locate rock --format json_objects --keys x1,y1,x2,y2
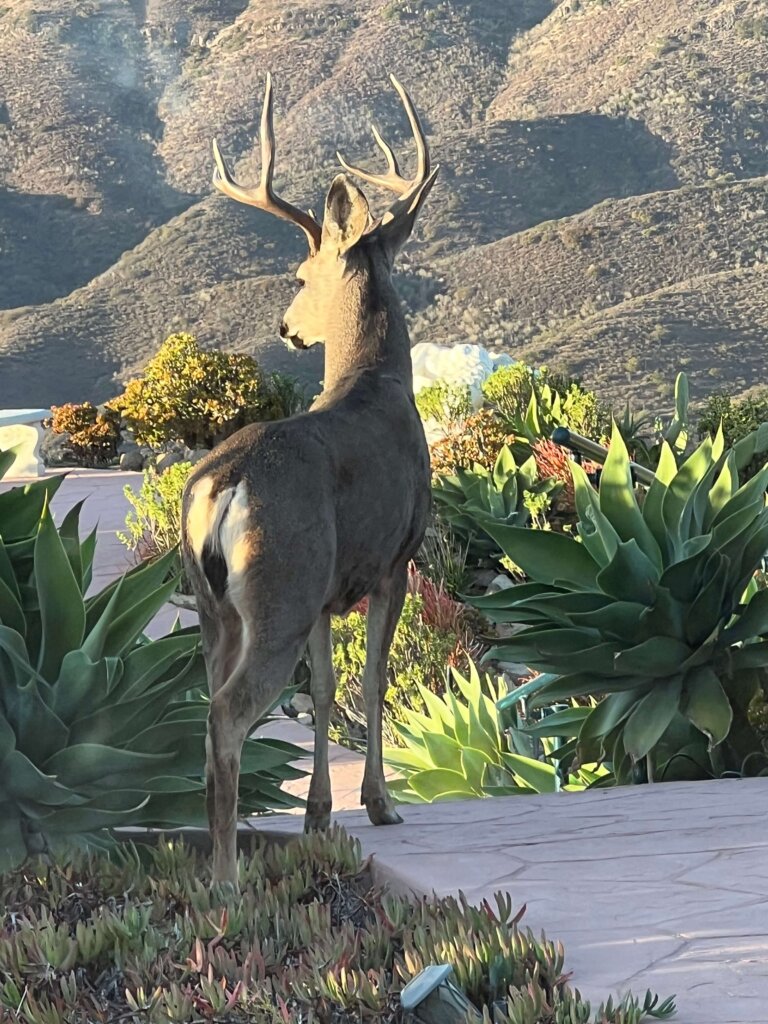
[
  {"x1": 119, "y1": 448, "x2": 145, "y2": 471},
  {"x1": 296, "y1": 713, "x2": 314, "y2": 727},
  {"x1": 41, "y1": 429, "x2": 76, "y2": 467},
  {"x1": 291, "y1": 694, "x2": 314, "y2": 715},
  {"x1": 117, "y1": 437, "x2": 140, "y2": 458},
  {"x1": 186, "y1": 448, "x2": 210, "y2": 466},
  {"x1": 155, "y1": 450, "x2": 187, "y2": 474},
  {"x1": 485, "y1": 574, "x2": 515, "y2": 595},
  {"x1": 496, "y1": 661, "x2": 531, "y2": 680}
]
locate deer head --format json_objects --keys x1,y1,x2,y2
[{"x1": 211, "y1": 74, "x2": 438, "y2": 353}]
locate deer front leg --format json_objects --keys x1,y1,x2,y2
[
  {"x1": 305, "y1": 614, "x2": 336, "y2": 832},
  {"x1": 361, "y1": 564, "x2": 408, "y2": 826}
]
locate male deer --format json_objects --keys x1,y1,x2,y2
[{"x1": 181, "y1": 73, "x2": 438, "y2": 884}]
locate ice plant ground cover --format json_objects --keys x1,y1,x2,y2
[{"x1": 0, "y1": 827, "x2": 675, "y2": 1024}]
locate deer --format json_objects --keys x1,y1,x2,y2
[{"x1": 181, "y1": 72, "x2": 439, "y2": 885}]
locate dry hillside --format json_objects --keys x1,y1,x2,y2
[{"x1": 0, "y1": 0, "x2": 766, "y2": 412}]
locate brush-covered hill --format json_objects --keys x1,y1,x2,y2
[{"x1": 0, "y1": 0, "x2": 766, "y2": 412}]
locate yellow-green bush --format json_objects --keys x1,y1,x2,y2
[
  {"x1": 119, "y1": 461, "x2": 193, "y2": 563},
  {"x1": 110, "y1": 333, "x2": 306, "y2": 448}
]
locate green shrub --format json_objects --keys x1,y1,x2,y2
[
  {"x1": 482, "y1": 364, "x2": 607, "y2": 441},
  {"x1": 432, "y1": 445, "x2": 562, "y2": 565},
  {"x1": 472, "y1": 423, "x2": 768, "y2": 785},
  {"x1": 414, "y1": 380, "x2": 472, "y2": 426},
  {"x1": 385, "y1": 663, "x2": 607, "y2": 803},
  {"x1": 0, "y1": 468, "x2": 303, "y2": 868},
  {"x1": 481, "y1": 363, "x2": 540, "y2": 424},
  {"x1": 47, "y1": 401, "x2": 120, "y2": 465},
  {"x1": 120, "y1": 460, "x2": 193, "y2": 563},
  {"x1": 109, "y1": 333, "x2": 306, "y2": 449},
  {"x1": 0, "y1": 829, "x2": 674, "y2": 1024},
  {"x1": 698, "y1": 388, "x2": 768, "y2": 479},
  {"x1": 331, "y1": 593, "x2": 467, "y2": 743}
]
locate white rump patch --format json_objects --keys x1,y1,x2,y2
[{"x1": 219, "y1": 480, "x2": 252, "y2": 577}]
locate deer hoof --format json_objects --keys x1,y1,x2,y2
[{"x1": 365, "y1": 798, "x2": 403, "y2": 826}]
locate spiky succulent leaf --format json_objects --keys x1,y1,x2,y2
[
  {"x1": 474, "y1": 424, "x2": 768, "y2": 778},
  {"x1": 0, "y1": 495, "x2": 304, "y2": 870}
]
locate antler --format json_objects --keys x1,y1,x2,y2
[
  {"x1": 212, "y1": 72, "x2": 322, "y2": 254},
  {"x1": 336, "y1": 74, "x2": 437, "y2": 227}
]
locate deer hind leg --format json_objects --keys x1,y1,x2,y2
[
  {"x1": 304, "y1": 613, "x2": 337, "y2": 832},
  {"x1": 197, "y1": 601, "x2": 243, "y2": 838},
  {"x1": 361, "y1": 562, "x2": 408, "y2": 826},
  {"x1": 206, "y1": 615, "x2": 308, "y2": 886}
]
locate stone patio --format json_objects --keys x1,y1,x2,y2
[{"x1": 2, "y1": 468, "x2": 767, "y2": 1022}]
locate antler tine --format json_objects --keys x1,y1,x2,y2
[
  {"x1": 211, "y1": 72, "x2": 321, "y2": 254},
  {"x1": 336, "y1": 74, "x2": 430, "y2": 198}
]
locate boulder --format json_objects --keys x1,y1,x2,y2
[{"x1": 119, "y1": 448, "x2": 145, "y2": 472}]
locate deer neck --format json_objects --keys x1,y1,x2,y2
[{"x1": 321, "y1": 263, "x2": 413, "y2": 394}]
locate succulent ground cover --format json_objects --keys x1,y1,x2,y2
[{"x1": 0, "y1": 828, "x2": 674, "y2": 1024}]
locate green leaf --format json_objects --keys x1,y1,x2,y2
[
  {"x1": 529, "y1": 673, "x2": 650, "y2": 707},
  {"x1": 34, "y1": 506, "x2": 86, "y2": 681},
  {"x1": 642, "y1": 440, "x2": 678, "y2": 548},
  {"x1": 502, "y1": 753, "x2": 558, "y2": 793},
  {"x1": 11, "y1": 678, "x2": 70, "y2": 764},
  {"x1": 52, "y1": 651, "x2": 123, "y2": 725},
  {"x1": 494, "y1": 673, "x2": 558, "y2": 712},
  {"x1": 723, "y1": 589, "x2": 768, "y2": 644},
  {"x1": 599, "y1": 423, "x2": 661, "y2": 567},
  {"x1": 58, "y1": 500, "x2": 86, "y2": 590},
  {"x1": 614, "y1": 637, "x2": 691, "y2": 678},
  {"x1": 682, "y1": 667, "x2": 732, "y2": 750},
  {"x1": 623, "y1": 676, "x2": 682, "y2": 761},
  {"x1": 0, "y1": 572, "x2": 25, "y2": 636},
  {"x1": 474, "y1": 522, "x2": 599, "y2": 590},
  {"x1": 596, "y1": 540, "x2": 659, "y2": 603},
  {"x1": 0, "y1": 476, "x2": 63, "y2": 543},
  {"x1": 685, "y1": 555, "x2": 729, "y2": 646},
  {"x1": 5, "y1": 750, "x2": 84, "y2": 806},
  {"x1": 421, "y1": 731, "x2": 465, "y2": 773},
  {"x1": 0, "y1": 447, "x2": 18, "y2": 478},
  {"x1": 83, "y1": 556, "x2": 180, "y2": 661},
  {"x1": 579, "y1": 689, "x2": 644, "y2": 743},
  {"x1": 462, "y1": 747, "x2": 492, "y2": 787},
  {"x1": 80, "y1": 526, "x2": 98, "y2": 593},
  {"x1": 523, "y1": 706, "x2": 591, "y2": 737},
  {"x1": 408, "y1": 769, "x2": 477, "y2": 802},
  {"x1": 44, "y1": 744, "x2": 172, "y2": 787},
  {"x1": 571, "y1": 461, "x2": 620, "y2": 567}
]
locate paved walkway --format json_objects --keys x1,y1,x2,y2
[
  {"x1": 3, "y1": 469, "x2": 767, "y2": 1022},
  {"x1": 257, "y1": 779, "x2": 768, "y2": 1024}
]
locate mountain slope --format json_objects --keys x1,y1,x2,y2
[{"x1": 0, "y1": 0, "x2": 766, "y2": 412}]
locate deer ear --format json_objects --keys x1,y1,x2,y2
[
  {"x1": 376, "y1": 170, "x2": 438, "y2": 262},
  {"x1": 321, "y1": 174, "x2": 372, "y2": 253}
]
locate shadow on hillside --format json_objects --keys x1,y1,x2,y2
[
  {"x1": 422, "y1": 113, "x2": 679, "y2": 255},
  {"x1": 0, "y1": 186, "x2": 193, "y2": 311}
]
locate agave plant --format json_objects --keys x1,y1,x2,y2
[
  {"x1": 471, "y1": 423, "x2": 768, "y2": 784},
  {"x1": 432, "y1": 446, "x2": 561, "y2": 563},
  {"x1": 0, "y1": 462, "x2": 304, "y2": 868},
  {"x1": 384, "y1": 663, "x2": 606, "y2": 803}
]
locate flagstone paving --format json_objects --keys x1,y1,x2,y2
[
  {"x1": 4, "y1": 469, "x2": 767, "y2": 1023},
  {"x1": 256, "y1": 779, "x2": 768, "y2": 1024}
]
